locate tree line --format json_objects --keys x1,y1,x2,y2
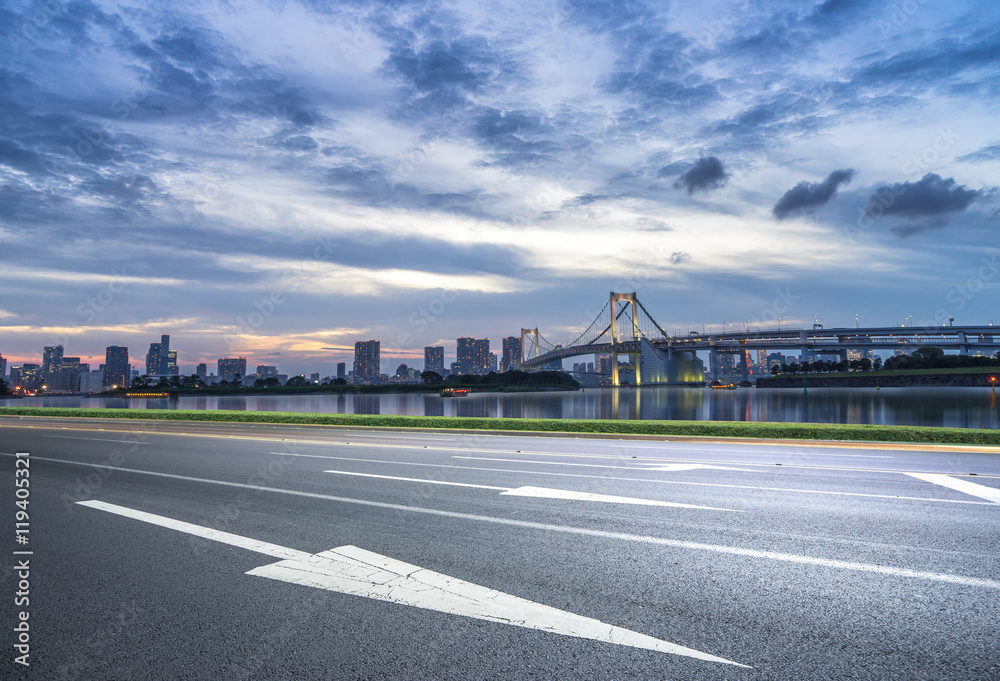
[{"x1": 771, "y1": 347, "x2": 1000, "y2": 375}]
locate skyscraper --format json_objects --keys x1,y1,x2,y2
[
  {"x1": 217, "y1": 357, "x2": 247, "y2": 382},
  {"x1": 42, "y1": 345, "x2": 64, "y2": 383},
  {"x1": 424, "y1": 346, "x2": 445, "y2": 373},
  {"x1": 196, "y1": 363, "x2": 207, "y2": 378},
  {"x1": 145, "y1": 342, "x2": 161, "y2": 375},
  {"x1": 0, "y1": 354, "x2": 6, "y2": 381},
  {"x1": 144, "y1": 335, "x2": 171, "y2": 374},
  {"x1": 457, "y1": 337, "x2": 490, "y2": 375},
  {"x1": 159, "y1": 335, "x2": 170, "y2": 374},
  {"x1": 336, "y1": 362, "x2": 346, "y2": 380},
  {"x1": 501, "y1": 336, "x2": 521, "y2": 371},
  {"x1": 104, "y1": 346, "x2": 129, "y2": 388},
  {"x1": 354, "y1": 340, "x2": 381, "y2": 379}
]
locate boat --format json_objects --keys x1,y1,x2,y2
[
  {"x1": 439, "y1": 388, "x2": 470, "y2": 397},
  {"x1": 709, "y1": 382, "x2": 737, "y2": 390}
]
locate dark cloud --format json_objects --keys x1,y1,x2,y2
[
  {"x1": 380, "y1": 34, "x2": 516, "y2": 120},
  {"x1": 565, "y1": 0, "x2": 718, "y2": 114},
  {"x1": 669, "y1": 252, "x2": 691, "y2": 264},
  {"x1": 957, "y1": 144, "x2": 1000, "y2": 163},
  {"x1": 468, "y1": 107, "x2": 559, "y2": 168},
  {"x1": 868, "y1": 173, "x2": 982, "y2": 218},
  {"x1": 673, "y1": 157, "x2": 728, "y2": 194},
  {"x1": 772, "y1": 169, "x2": 855, "y2": 219},
  {"x1": 889, "y1": 218, "x2": 948, "y2": 238},
  {"x1": 0, "y1": 138, "x2": 46, "y2": 173},
  {"x1": 849, "y1": 30, "x2": 1000, "y2": 97}
]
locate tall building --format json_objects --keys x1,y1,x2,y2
[
  {"x1": 457, "y1": 337, "x2": 490, "y2": 375},
  {"x1": 42, "y1": 345, "x2": 63, "y2": 375},
  {"x1": 159, "y1": 335, "x2": 170, "y2": 374},
  {"x1": 257, "y1": 365, "x2": 278, "y2": 379},
  {"x1": 424, "y1": 346, "x2": 445, "y2": 373},
  {"x1": 501, "y1": 336, "x2": 521, "y2": 371},
  {"x1": 336, "y1": 362, "x2": 346, "y2": 381},
  {"x1": 42, "y1": 345, "x2": 64, "y2": 385},
  {"x1": 595, "y1": 353, "x2": 613, "y2": 375},
  {"x1": 487, "y1": 353, "x2": 497, "y2": 373},
  {"x1": 19, "y1": 364, "x2": 40, "y2": 389},
  {"x1": 145, "y1": 342, "x2": 161, "y2": 375},
  {"x1": 44, "y1": 356, "x2": 82, "y2": 391},
  {"x1": 0, "y1": 354, "x2": 6, "y2": 381},
  {"x1": 217, "y1": 357, "x2": 247, "y2": 382},
  {"x1": 354, "y1": 340, "x2": 381, "y2": 379},
  {"x1": 145, "y1": 335, "x2": 172, "y2": 374},
  {"x1": 104, "y1": 346, "x2": 130, "y2": 388},
  {"x1": 196, "y1": 363, "x2": 207, "y2": 378}
]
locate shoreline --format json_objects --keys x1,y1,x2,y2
[
  {"x1": 1, "y1": 407, "x2": 997, "y2": 445},
  {"x1": 757, "y1": 372, "x2": 998, "y2": 388}
]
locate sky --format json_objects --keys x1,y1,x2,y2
[{"x1": 1, "y1": 0, "x2": 998, "y2": 376}]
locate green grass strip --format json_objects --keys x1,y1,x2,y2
[{"x1": 1, "y1": 407, "x2": 998, "y2": 445}]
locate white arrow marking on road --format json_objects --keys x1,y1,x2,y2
[
  {"x1": 76, "y1": 499, "x2": 747, "y2": 667},
  {"x1": 324, "y1": 470, "x2": 744, "y2": 511},
  {"x1": 905, "y1": 473, "x2": 1000, "y2": 504}
]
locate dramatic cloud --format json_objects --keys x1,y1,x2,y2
[
  {"x1": 0, "y1": 0, "x2": 998, "y2": 373},
  {"x1": 673, "y1": 157, "x2": 728, "y2": 194},
  {"x1": 772, "y1": 169, "x2": 855, "y2": 219},
  {"x1": 868, "y1": 173, "x2": 982, "y2": 218}
]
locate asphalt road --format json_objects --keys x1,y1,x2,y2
[{"x1": 2, "y1": 415, "x2": 999, "y2": 680}]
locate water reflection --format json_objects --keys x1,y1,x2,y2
[
  {"x1": 1, "y1": 387, "x2": 997, "y2": 428},
  {"x1": 355, "y1": 394, "x2": 380, "y2": 415},
  {"x1": 424, "y1": 399, "x2": 444, "y2": 417}
]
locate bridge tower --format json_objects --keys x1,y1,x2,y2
[
  {"x1": 520, "y1": 328, "x2": 540, "y2": 367},
  {"x1": 609, "y1": 292, "x2": 642, "y2": 387}
]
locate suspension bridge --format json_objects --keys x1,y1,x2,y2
[{"x1": 519, "y1": 292, "x2": 1000, "y2": 386}]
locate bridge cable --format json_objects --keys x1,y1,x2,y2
[
  {"x1": 635, "y1": 298, "x2": 670, "y2": 338},
  {"x1": 561, "y1": 298, "x2": 611, "y2": 348}
]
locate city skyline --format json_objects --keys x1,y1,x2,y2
[{"x1": 2, "y1": 1, "x2": 998, "y2": 375}]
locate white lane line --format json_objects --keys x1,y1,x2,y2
[
  {"x1": 639, "y1": 464, "x2": 757, "y2": 472},
  {"x1": 452, "y1": 455, "x2": 899, "y2": 474},
  {"x1": 324, "y1": 470, "x2": 508, "y2": 490},
  {"x1": 298, "y1": 454, "x2": 996, "y2": 504},
  {"x1": 67, "y1": 476, "x2": 1000, "y2": 590},
  {"x1": 323, "y1": 470, "x2": 742, "y2": 511},
  {"x1": 589, "y1": 444, "x2": 897, "y2": 459},
  {"x1": 498, "y1": 486, "x2": 739, "y2": 509},
  {"x1": 76, "y1": 500, "x2": 307, "y2": 560},
  {"x1": 905, "y1": 473, "x2": 1000, "y2": 504},
  {"x1": 77, "y1": 500, "x2": 747, "y2": 666},
  {"x1": 29, "y1": 455, "x2": 999, "y2": 590},
  {"x1": 41, "y1": 435, "x2": 150, "y2": 444}
]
